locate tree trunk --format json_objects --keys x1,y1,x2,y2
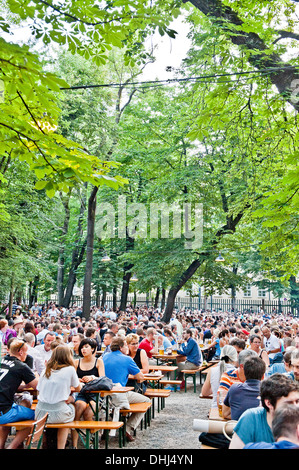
[
  {"x1": 154, "y1": 287, "x2": 160, "y2": 308},
  {"x1": 162, "y1": 259, "x2": 203, "y2": 323},
  {"x1": 119, "y1": 231, "x2": 135, "y2": 311},
  {"x1": 119, "y1": 266, "x2": 133, "y2": 312},
  {"x1": 82, "y1": 186, "x2": 98, "y2": 320},
  {"x1": 8, "y1": 277, "x2": 14, "y2": 318},
  {"x1": 101, "y1": 289, "x2": 107, "y2": 308},
  {"x1": 230, "y1": 264, "x2": 238, "y2": 312},
  {"x1": 57, "y1": 193, "x2": 71, "y2": 305},
  {"x1": 113, "y1": 286, "x2": 117, "y2": 311},
  {"x1": 62, "y1": 186, "x2": 87, "y2": 307},
  {"x1": 161, "y1": 287, "x2": 166, "y2": 310},
  {"x1": 29, "y1": 276, "x2": 39, "y2": 306},
  {"x1": 184, "y1": 0, "x2": 299, "y2": 112}
]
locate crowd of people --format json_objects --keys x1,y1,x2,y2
[{"x1": 0, "y1": 300, "x2": 299, "y2": 449}]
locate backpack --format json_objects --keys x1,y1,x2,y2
[{"x1": 80, "y1": 376, "x2": 114, "y2": 393}]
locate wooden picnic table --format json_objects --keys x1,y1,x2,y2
[
  {"x1": 152, "y1": 352, "x2": 186, "y2": 366},
  {"x1": 148, "y1": 365, "x2": 178, "y2": 379}
]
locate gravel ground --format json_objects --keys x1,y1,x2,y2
[{"x1": 107, "y1": 380, "x2": 211, "y2": 450}]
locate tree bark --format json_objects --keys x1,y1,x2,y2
[
  {"x1": 119, "y1": 265, "x2": 134, "y2": 312},
  {"x1": 113, "y1": 286, "x2": 117, "y2": 311},
  {"x1": 57, "y1": 193, "x2": 71, "y2": 305},
  {"x1": 154, "y1": 287, "x2": 160, "y2": 308},
  {"x1": 184, "y1": 0, "x2": 299, "y2": 111},
  {"x1": 29, "y1": 275, "x2": 39, "y2": 306},
  {"x1": 101, "y1": 289, "x2": 107, "y2": 308},
  {"x1": 119, "y1": 231, "x2": 135, "y2": 311},
  {"x1": 161, "y1": 287, "x2": 166, "y2": 310}
]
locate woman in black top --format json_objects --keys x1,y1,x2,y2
[
  {"x1": 126, "y1": 333, "x2": 149, "y2": 391},
  {"x1": 72, "y1": 338, "x2": 105, "y2": 448}
]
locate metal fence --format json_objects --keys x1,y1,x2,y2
[
  {"x1": 12, "y1": 294, "x2": 298, "y2": 317},
  {"x1": 176, "y1": 297, "x2": 298, "y2": 316}
]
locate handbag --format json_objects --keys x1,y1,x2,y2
[
  {"x1": 80, "y1": 376, "x2": 114, "y2": 393},
  {"x1": 198, "y1": 432, "x2": 230, "y2": 449}
]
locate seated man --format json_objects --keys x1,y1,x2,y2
[
  {"x1": 101, "y1": 331, "x2": 115, "y2": 355},
  {"x1": 217, "y1": 349, "x2": 257, "y2": 402},
  {"x1": 102, "y1": 336, "x2": 151, "y2": 442},
  {"x1": 170, "y1": 329, "x2": 202, "y2": 390},
  {"x1": 34, "y1": 332, "x2": 56, "y2": 372},
  {"x1": 244, "y1": 403, "x2": 299, "y2": 449},
  {"x1": 229, "y1": 374, "x2": 299, "y2": 449},
  {"x1": 266, "y1": 347, "x2": 295, "y2": 379},
  {"x1": 261, "y1": 326, "x2": 281, "y2": 365},
  {"x1": 222, "y1": 355, "x2": 266, "y2": 420},
  {"x1": 0, "y1": 339, "x2": 38, "y2": 449},
  {"x1": 138, "y1": 327, "x2": 161, "y2": 363}
]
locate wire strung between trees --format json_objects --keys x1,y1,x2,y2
[{"x1": 59, "y1": 65, "x2": 299, "y2": 91}]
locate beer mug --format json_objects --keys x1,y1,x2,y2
[
  {"x1": 159, "y1": 348, "x2": 164, "y2": 355},
  {"x1": 218, "y1": 390, "x2": 225, "y2": 417}
]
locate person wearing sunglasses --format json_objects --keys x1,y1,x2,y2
[{"x1": 0, "y1": 338, "x2": 38, "y2": 449}]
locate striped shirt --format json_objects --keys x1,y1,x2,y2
[{"x1": 218, "y1": 367, "x2": 243, "y2": 394}]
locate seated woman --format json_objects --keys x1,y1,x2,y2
[
  {"x1": 72, "y1": 338, "x2": 105, "y2": 448},
  {"x1": 35, "y1": 345, "x2": 82, "y2": 449},
  {"x1": 219, "y1": 329, "x2": 230, "y2": 348},
  {"x1": 248, "y1": 334, "x2": 270, "y2": 368},
  {"x1": 204, "y1": 329, "x2": 222, "y2": 361},
  {"x1": 126, "y1": 333, "x2": 149, "y2": 392},
  {"x1": 163, "y1": 327, "x2": 177, "y2": 346},
  {"x1": 201, "y1": 345, "x2": 238, "y2": 408}
]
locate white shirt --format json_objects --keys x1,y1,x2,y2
[
  {"x1": 34, "y1": 344, "x2": 53, "y2": 369},
  {"x1": 109, "y1": 311, "x2": 117, "y2": 321},
  {"x1": 47, "y1": 308, "x2": 58, "y2": 318},
  {"x1": 36, "y1": 329, "x2": 49, "y2": 344},
  {"x1": 264, "y1": 334, "x2": 281, "y2": 359},
  {"x1": 37, "y1": 366, "x2": 79, "y2": 404},
  {"x1": 27, "y1": 344, "x2": 45, "y2": 376}
]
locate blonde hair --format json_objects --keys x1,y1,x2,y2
[
  {"x1": 44, "y1": 345, "x2": 75, "y2": 379},
  {"x1": 126, "y1": 333, "x2": 139, "y2": 344}
]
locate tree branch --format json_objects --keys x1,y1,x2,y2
[{"x1": 183, "y1": 0, "x2": 299, "y2": 111}]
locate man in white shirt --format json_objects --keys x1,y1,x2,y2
[
  {"x1": 47, "y1": 304, "x2": 59, "y2": 322},
  {"x1": 262, "y1": 327, "x2": 281, "y2": 364},
  {"x1": 35, "y1": 322, "x2": 49, "y2": 344},
  {"x1": 23, "y1": 333, "x2": 45, "y2": 376},
  {"x1": 34, "y1": 332, "x2": 56, "y2": 371}
]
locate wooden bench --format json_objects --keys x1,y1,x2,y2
[
  {"x1": 2, "y1": 419, "x2": 124, "y2": 449},
  {"x1": 144, "y1": 388, "x2": 171, "y2": 418},
  {"x1": 119, "y1": 402, "x2": 152, "y2": 443},
  {"x1": 159, "y1": 379, "x2": 182, "y2": 392},
  {"x1": 47, "y1": 420, "x2": 124, "y2": 449},
  {"x1": 181, "y1": 368, "x2": 202, "y2": 393}
]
